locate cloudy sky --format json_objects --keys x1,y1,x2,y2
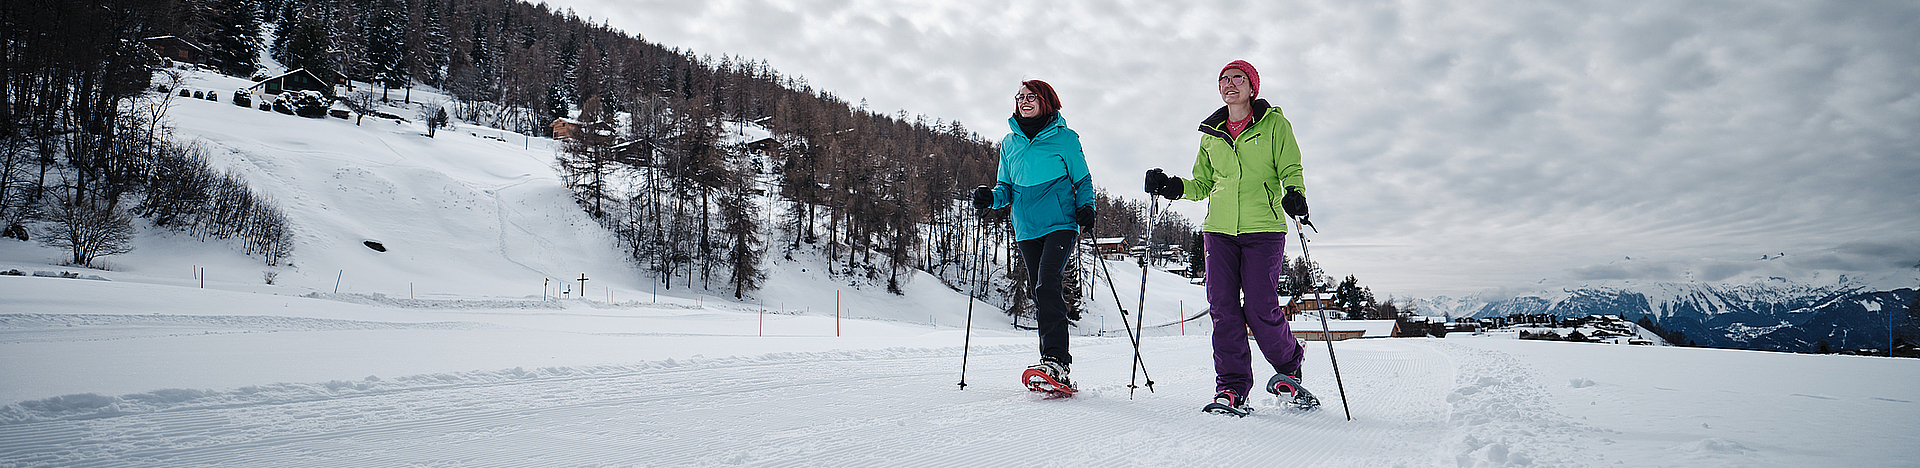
[{"x1": 548, "y1": 0, "x2": 1920, "y2": 298}]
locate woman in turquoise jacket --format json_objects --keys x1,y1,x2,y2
[
  {"x1": 972, "y1": 79, "x2": 1094, "y2": 391},
  {"x1": 1145, "y1": 60, "x2": 1315, "y2": 415}
]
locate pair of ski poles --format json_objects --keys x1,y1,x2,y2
[{"x1": 956, "y1": 195, "x2": 1157, "y2": 397}]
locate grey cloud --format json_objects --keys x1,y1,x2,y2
[
  {"x1": 549, "y1": 0, "x2": 1920, "y2": 297},
  {"x1": 1568, "y1": 260, "x2": 1678, "y2": 281},
  {"x1": 1791, "y1": 239, "x2": 1920, "y2": 271}
]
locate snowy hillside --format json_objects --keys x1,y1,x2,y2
[{"x1": 5, "y1": 276, "x2": 1918, "y2": 466}]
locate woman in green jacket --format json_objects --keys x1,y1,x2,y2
[
  {"x1": 1145, "y1": 60, "x2": 1315, "y2": 414},
  {"x1": 972, "y1": 79, "x2": 1095, "y2": 392}
]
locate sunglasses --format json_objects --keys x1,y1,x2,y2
[{"x1": 1218, "y1": 75, "x2": 1249, "y2": 87}]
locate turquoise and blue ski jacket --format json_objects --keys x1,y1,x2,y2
[{"x1": 991, "y1": 113, "x2": 1095, "y2": 242}]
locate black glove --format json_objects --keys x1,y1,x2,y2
[
  {"x1": 1144, "y1": 168, "x2": 1184, "y2": 200},
  {"x1": 971, "y1": 185, "x2": 994, "y2": 212},
  {"x1": 1281, "y1": 186, "x2": 1308, "y2": 218},
  {"x1": 1075, "y1": 205, "x2": 1096, "y2": 228}
]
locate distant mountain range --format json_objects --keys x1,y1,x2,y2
[{"x1": 1416, "y1": 273, "x2": 1919, "y2": 354}]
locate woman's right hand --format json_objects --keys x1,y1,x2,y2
[{"x1": 1145, "y1": 169, "x2": 1183, "y2": 200}]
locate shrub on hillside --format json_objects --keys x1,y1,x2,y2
[{"x1": 274, "y1": 91, "x2": 329, "y2": 118}]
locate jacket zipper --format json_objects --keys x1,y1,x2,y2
[
  {"x1": 1234, "y1": 128, "x2": 1281, "y2": 221},
  {"x1": 1263, "y1": 183, "x2": 1280, "y2": 219}
]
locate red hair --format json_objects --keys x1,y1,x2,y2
[{"x1": 1021, "y1": 79, "x2": 1063, "y2": 113}]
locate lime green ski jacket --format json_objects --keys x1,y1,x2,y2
[{"x1": 1178, "y1": 99, "x2": 1306, "y2": 235}]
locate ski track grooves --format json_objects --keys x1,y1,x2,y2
[{"x1": 0, "y1": 338, "x2": 1471, "y2": 466}]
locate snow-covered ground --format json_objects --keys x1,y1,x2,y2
[
  {"x1": 3, "y1": 70, "x2": 1918, "y2": 466},
  {"x1": 5, "y1": 274, "x2": 1917, "y2": 466}
]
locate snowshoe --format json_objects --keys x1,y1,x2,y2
[
  {"x1": 1023, "y1": 359, "x2": 1077, "y2": 395},
  {"x1": 1202, "y1": 390, "x2": 1252, "y2": 417},
  {"x1": 1266, "y1": 372, "x2": 1321, "y2": 410}
]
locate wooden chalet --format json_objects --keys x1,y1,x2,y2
[
  {"x1": 611, "y1": 138, "x2": 660, "y2": 166},
  {"x1": 1089, "y1": 237, "x2": 1128, "y2": 259},
  {"x1": 551, "y1": 118, "x2": 614, "y2": 142},
  {"x1": 1283, "y1": 294, "x2": 1341, "y2": 321},
  {"x1": 141, "y1": 36, "x2": 206, "y2": 65},
  {"x1": 1290, "y1": 319, "x2": 1400, "y2": 342},
  {"x1": 745, "y1": 137, "x2": 778, "y2": 153},
  {"x1": 243, "y1": 68, "x2": 334, "y2": 97}
]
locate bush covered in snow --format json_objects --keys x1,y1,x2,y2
[{"x1": 273, "y1": 91, "x2": 330, "y2": 118}]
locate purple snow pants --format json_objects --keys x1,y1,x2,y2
[{"x1": 1205, "y1": 231, "x2": 1303, "y2": 397}]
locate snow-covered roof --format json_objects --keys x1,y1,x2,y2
[
  {"x1": 242, "y1": 68, "x2": 329, "y2": 93},
  {"x1": 1292, "y1": 319, "x2": 1399, "y2": 337},
  {"x1": 720, "y1": 120, "x2": 775, "y2": 147},
  {"x1": 141, "y1": 36, "x2": 206, "y2": 52}
]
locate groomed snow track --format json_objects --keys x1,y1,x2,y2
[{"x1": 2, "y1": 337, "x2": 1483, "y2": 466}]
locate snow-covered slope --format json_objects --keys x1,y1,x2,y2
[
  {"x1": 136, "y1": 70, "x2": 643, "y2": 299},
  {"x1": 4, "y1": 278, "x2": 1917, "y2": 466}
]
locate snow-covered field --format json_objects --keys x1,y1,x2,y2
[
  {"x1": 5, "y1": 274, "x2": 1917, "y2": 466},
  {"x1": 3, "y1": 70, "x2": 1918, "y2": 466}
]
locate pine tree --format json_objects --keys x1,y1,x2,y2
[
  {"x1": 272, "y1": 14, "x2": 332, "y2": 79},
  {"x1": 465, "y1": 12, "x2": 496, "y2": 99},
  {"x1": 719, "y1": 175, "x2": 764, "y2": 299},
  {"x1": 270, "y1": 0, "x2": 299, "y2": 28},
  {"x1": 545, "y1": 85, "x2": 571, "y2": 127},
  {"x1": 363, "y1": 0, "x2": 408, "y2": 100},
  {"x1": 556, "y1": 33, "x2": 580, "y2": 105},
  {"x1": 1334, "y1": 275, "x2": 1372, "y2": 319},
  {"x1": 418, "y1": 0, "x2": 450, "y2": 87},
  {"x1": 1280, "y1": 256, "x2": 1322, "y2": 297},
  {"x1": 205, "y1": 0, "x2": 264, "y2": 77},
  {"x1": 1187, "y1": 231, "x2": 1204, "y2": 278}
]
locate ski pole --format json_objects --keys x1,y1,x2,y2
[
  {"x1": 1091, "y1": 234, "x2": 1159, "y2": 382},
  {"x1": 1293, "y1": 215, "x2": 1351, "y2": 420},
  {"x1": 1100, "y1": 245, "x2": 1158, "y2": 396},
  {"x1": 1126, "y1": 196, "x2": 1161, "y2": 396},
  {"x1": 959, "y1": 207, "x2": 984, "y2": 390}
]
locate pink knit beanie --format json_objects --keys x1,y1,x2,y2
[{"x1": 1221, "y1": 60, "x2": 1260, "y2": 98}]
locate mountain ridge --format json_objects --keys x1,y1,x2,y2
[{"x1": 1417, "y1": 271, "x2": 1920, "y2": 353}]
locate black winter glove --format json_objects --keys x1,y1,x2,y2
[
  {"x1": 1144, "y1": 168, "x2": 1184, "y2": 200},
  {"x1": 971, "y1": 185, "x2": 994, "y2": 213},
  {"x1": 1281, "y1": 186, "x2": 1308, "y2": 219},
  {"x1": 1075, "y1": 205, "x2": 1096, "y2": 228}
]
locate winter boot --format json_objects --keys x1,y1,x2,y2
[
  {"x1": 1203, "y1": 390, "x2": 1252, "y2": 417},
  {"x1": 1267, "y1": 372, "x2": 1321, "y2": 410},
  {"x1": 1023, "y1": 357, "x2": 1076, "y2": 393}
]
